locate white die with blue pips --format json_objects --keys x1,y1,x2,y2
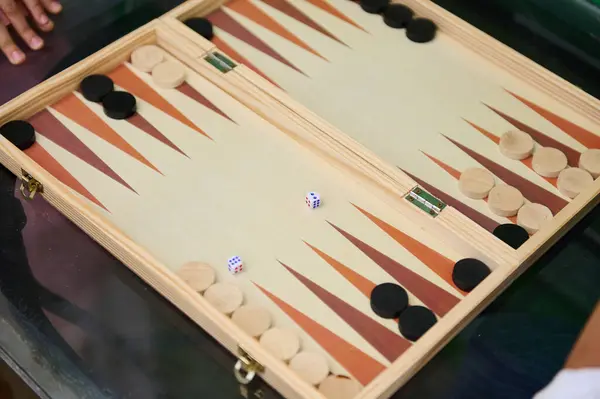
[
  {"x1": 228, "y1": 256, "x2": 243, "y2": 274},
  {"x1": 305, "y1": 192, "x2": 321, "y2": 209}
]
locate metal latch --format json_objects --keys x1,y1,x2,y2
[
  {"x1": 20, "y1": 169, "x2": 43, "y2": 200},
  {"x1": 405, "y1": 186, "x2": 446, "y2": 217},
  {"x1": 234, "y1": 346, "x2": 264, "y2": 385},
  {"x1": 204, "y1": 52, "x2": 237, "y2": 73}
]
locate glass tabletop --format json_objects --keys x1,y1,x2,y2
[{"x1": 0, "y1": 1, "x2": 599, "y2": 398}]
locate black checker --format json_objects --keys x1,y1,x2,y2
[
  {"x1": 398, "y1": 305, "x2": 437, "y2": 341},
  {"x1": 0, "y1": 120, "x2": 36, "y2": 150},
  {"x1": 359, "y1": 0, "x2": 390, "y2": 14},
  {"x1": 406, "y1": 18, "x2": 437, "y2": 43},
  {"x1": 493, "y1": 223, "x2": 530, "y2": 249},
  {"x1": 370, "y1": 282, "x2": 409, "y2": 319},
  {"x1": 452, "y1": 258, "x2": 491, "y2": 292},
  {"x1": 80, "y1": 74, "x2": 114, "y2": 103},
  {"x1": 185, "y1": 18, "x2": 214, "y2": 40},
  {"x1": 383, "y1": 4, "x2": 414, "y2": 29},
  {"x1": 102, "y1": 91, "x2": 137, "y2": 120}
]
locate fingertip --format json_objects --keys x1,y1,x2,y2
[
  {"x1": 39, "y1": 20, "x2": 54, "y2": 32},
  {"x1": 30, "y1": 36, "x2": 43, "y2": 50},
  {"x1": 39, "y1": 13, "x2": 49, "y2": 25},
  {"x1": 49, "y1": 2, "x2": 62, "y2": 14},
  {"x1": 9, "y1": 49, "x2": 25, "y2": 64}
]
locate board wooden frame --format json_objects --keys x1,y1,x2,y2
[
  {"x1": 159, "y1": 1, "x2": 600, "y2": 397},
  {"x1": 0, "y1": 17, "x2": 515, "y2": 399},
  {"x1": 0, "y1": 3, "x2": 597, "y2": 398}
]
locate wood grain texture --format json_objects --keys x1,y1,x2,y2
[{"x1": 3, "y1": 1, "x2": 600, "y2": 398}]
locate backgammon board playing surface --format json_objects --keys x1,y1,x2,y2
[
  {"x1": 18, "y1": 50, "x2": 472, "y2": 389},
  {"x1": 1, "y1": 3, "x2": 600, "y2": 399},
  {"x1": 169, "y1": 0, "x2": 600, "y2": 242}
]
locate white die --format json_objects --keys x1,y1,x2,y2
[
  {"x1": 228, "y1": 256, "x2": 243, "y2": 274},
  {"x1": 305, "y1": 192, "x2": 321, "y2": 209}
]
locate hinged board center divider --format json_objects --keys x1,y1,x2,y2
[{"x1": 0, "y1": 1, "x2": 599, "y2": 397}]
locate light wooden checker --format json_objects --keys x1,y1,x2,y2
[
  {"x1": 177, "y1": 261, "x2": 216, "y2": 292},
  {"x1": 1, "y1": 2, "x2": 600, "y2": 397},
  {"x1": 131, "y1": 44, "x2": 166, "y2": 72},
  {"x1": 319, "y1": 375, "x2": 363, "y2": 399},
  {"x1": 557, "y1": 168, "x2": 594, "y2": 199},
  {"x1": 517, "y1": 203, "x2": 553, "y2": 235},
  {"x1": 204, "y1": 282, "x2": 244, "y2": 314},
  {"x1": 579, "y1": 149, "x2": 600, "y2": 179},
  {"x1": 152, "y1": 60, "x2": 187, "y2": 89},
  {"x1": 532, "y1": 147, "x2": 568, "y2": 178},
  {"x1": 499, "y1": 130, "x2": 534, "y2": 160},
  {"x1": 289, "y1": 351, "x2": 330, "y2": 385},
  {"x1": 458, "y1": 167, "x2": 495, "y2": 199},
  {"x1": 260, "y1": 328, "x2": 301, "y2": 362},
  {"x1": 232, "y1": 304, "x2": 272, "y2": 337},
  {"x1": 487, "y1": 185, "x2": 524, "y2": 217}
]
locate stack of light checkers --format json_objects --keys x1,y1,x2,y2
[
  {"x1": 458, "y1": 129, "x2": 597, "y2": 243},
  {"x1": 176, "y1": 261, "x2": 361, "y2": 396},
  {"x1": 131, "y1": 45, "x2": 187, "y2": 89}
]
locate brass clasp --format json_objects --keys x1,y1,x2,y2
[
  {"x1": 20, "y1": 169, "x2": 43, "y2": 200},
  {"x1": 234, "y1": 347, "x2": 264, "y2": 386}
]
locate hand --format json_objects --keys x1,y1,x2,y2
[{"x1": 0, "y1": 0, "x2": 62, "y2": 65}]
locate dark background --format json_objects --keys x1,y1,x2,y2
[{"x1": 0, "y1": 0, "x2": 599, "y2": 398}]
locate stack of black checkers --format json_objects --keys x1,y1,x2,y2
[
  {"x1": 358, "y1": 0, "x2": 437, "y2": 43},
  {"x1": 80, "y1": 74, "x2": 137, "y2": 120},
  {"x1": 370, "y1": 282, "x2": 438, "y2": 341}
]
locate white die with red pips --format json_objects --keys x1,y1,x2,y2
[
  {"x1": 228, "y1": 256, "x2": 243, "y2": 274},
  {"x1": 305, "y1": 192, "x2": 321, "y2": 209}
]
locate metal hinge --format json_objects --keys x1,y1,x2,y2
[
  {"x1": 234, "y1": 347, "x2": 265, "y2": 386},
  {"x1": 204, "y1": 52, "x2": 237, "y2": 73},
  {"x1": 405, "y1": 186, "x2": 446, "y2": 217},
  {"x1": 20, "y1": 169, "x2": 43, "y2": 200}
]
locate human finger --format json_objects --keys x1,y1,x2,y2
[
  {"x1": 21, "y1": 0, "x2": 53, "y2": 32},
  {"x1": 0, "y1": 23, "x2": 25, "y2": 64},
  {"x1": 0, "y1": 10, "x2": 9, "y2": 26},
  {"x1": 2, "y1": 0, "x2": 44, "y2": 50},
  {"x1": 40, "y1": 0, "x2": 61, "y2": 14}
]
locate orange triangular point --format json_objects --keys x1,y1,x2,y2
[
  {"x1": 227, "y1": 0, "x2": 326, "y2": 61},
  {"x1": 507, "y1": 90, "x2": 600, "y2": 150},
  {"x1": 52, "y1": 94, "x2": 160, "y2": 173},
  {"x1": 25, "y1": 143, "x2": 107, "y2": 211},
  {"x1": 304, "y1": 241, "x2": 375, "y2": 298},
  {"x1": 255, "y1": 283, "x2": 386, "y2": 385},
  {"x1": 464, "y1": 119, "x2": 500, "y2": 144},
  {"x1": 353, "y1": 205, "x2": 465, "y2": 294},
  {"x1": 422, "y1": 151, "x2": 461, "y2": 180},
  {"x1": 306, "y1": 0, "x2": 366, "y2": 32},
  {"x1": 109, "y1": 65, "x2": 210, "y2": 139}
]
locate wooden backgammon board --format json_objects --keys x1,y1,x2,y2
[{"x1": 1, "y1": 1, "x2": 600, "y2": 398}]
